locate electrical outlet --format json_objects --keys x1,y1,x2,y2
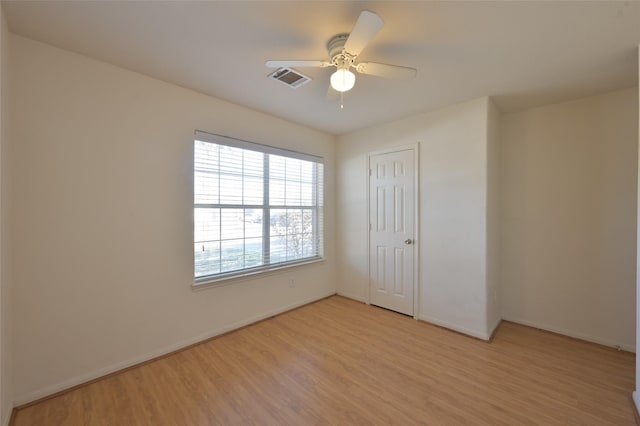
[{"x1": 289, "y1": 278, "x2": 295, "y2": 288}]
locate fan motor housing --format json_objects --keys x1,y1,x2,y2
[{"x1": 327, "y1": 34, "x2": 349, "y2": 61}]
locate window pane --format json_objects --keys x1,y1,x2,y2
[
  {"x1": 285, "y1": 181, "x2": 301, "y2": 206},
  {"x1": 244, "y1": 209, "x2": 263, "y2": 238},
  {"x1": 221, "y1": 209, "x2": 244, "y2": 240},
  {"x1": 194, "y1": 141, "x2": 220, "y2": 204},
  {"x1": 219, "y1": 146, "x2": 243, "y2": 174},
  {"x1": 300, "y1": 182, "x2": 313, "y2": 206},
  {"x1": 300, "y1": 161, "x2": 314, "y2": 182},
  {"x1": 220, "y1": 239, "x2": 244, "y2": 273},
  {"x1": 270, "y1": 236, "x2": 286, "y2": 264},
  {"x1": 270, "y1": 209, "x2": 287, "y2": 237},
  {"x1": 302, "y1": 209, "x2": 315, "y2": 257},
  {"x1": 286, "y1": 209, "x2": 304, "y2": 260},
  {"x1": 245, "y1": 237, "x2": 263, "y2": 268},
  {"x1": 194, "y1": 134, "x2": 323, "y2": 281},
  {"x1": 244, "y1": 175, "x2": 263, "y2": 205},
  {"x1": 269, "y1": 155, "x2": 285, "y2": 179},
  {"x1": 194, "y1": 170, "x2": 219, "y2": 204},
  {"x1": 286, "y1": 158, "x2": 301, "y2": 181},
  {"x1": 287, "y1": 209, "x2": 304, "y2": 237},
  {"x1": 194, "y1": 241, "x2": 220, "y2": 277},
  {"x1": 194, "y1": 208, "x2": 220, "y2": 243},
  {"x1": 194, "y1": 140, "x2": 219, "y2": 170},
  {"x1": 317, "y1": 163, "x2": 324, "y2": 206},
  {"x1": 269, "y1": 178, "x2": 285, "y2": 206},
  {"x1": 269, "y1": 208, "x2": 308, "y2": 262},
  {"x1": 244, "y1": 150, "x2": 264, "y2": 177},
  {"x1": 220, "y1": 173, "x2": 243, "y2": 205}
]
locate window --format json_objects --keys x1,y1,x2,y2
[{"x1": 193, "y1": 131, "x2": 324, "y2": 283}]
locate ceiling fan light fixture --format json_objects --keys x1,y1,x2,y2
[
  {"x1": 330, "y1": 68, "x2": 355, "y2": 92},
  {"x1": 265, "y1": 10, "x2": 417, "y2": 98}
]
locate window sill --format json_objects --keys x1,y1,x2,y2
[{"x1": 191, "y1": 257, "x2": 326, "y2": 291}]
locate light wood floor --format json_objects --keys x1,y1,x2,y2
[{"x1": 12, "y1": 296, "x2": 636, "y2": 425}]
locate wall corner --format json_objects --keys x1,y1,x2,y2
[
  {"x1": 485, "y1": 97, "x2": 502, "y2": 335},
  {"x1": 635, "y1": 44, "x2": 640, "y2": 403},
  {"x1": 0, "y1": 3, "x2": 12, "y2": 424}
]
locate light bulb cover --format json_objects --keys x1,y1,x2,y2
[{"x1": 330, "y1": 68, "x2": 356, "y2": 92}]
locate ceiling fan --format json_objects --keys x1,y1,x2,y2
[{"x1": 265, "y1": 10, "x2": 417, "y2": 94}]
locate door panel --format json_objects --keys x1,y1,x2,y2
[{"x1": 369, "y1": 149, "x2": 415, "y2": 316}]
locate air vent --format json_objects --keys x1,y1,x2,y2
[{"x1": 268, "y1": 68, "x2": 312, "y2": 89}]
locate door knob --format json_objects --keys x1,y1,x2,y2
[{"x1": 404, "y1": 239, "x2": 413, "y2": 245}]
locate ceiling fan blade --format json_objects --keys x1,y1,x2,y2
[
  {"x1": 355, "y1": 62, "x2": 417, "y2": 79},
  {"x1": 344, "y1": 10, "x2": 384, "y2": 56},
  {"x1": 265, "y1": 60, "x2": 330, "y2": 68}
]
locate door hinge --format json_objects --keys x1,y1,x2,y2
[{"x1": 369, "y1": 168, "x2": 372, "y2": 177}]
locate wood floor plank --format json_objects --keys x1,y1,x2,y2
[{"x1": 12, "y1": 296, "x2": 636, "y2": 425}]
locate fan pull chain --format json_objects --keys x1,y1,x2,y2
[{"x1": 340, "y1": 91, "x2": 344, "y2": 109}]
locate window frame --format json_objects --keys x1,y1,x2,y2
[{"x1": 193, "y1": 130, "x2": 325, "y2": 287}]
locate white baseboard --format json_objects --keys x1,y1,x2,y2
[
  {"x1": 633, "y1": 391, "x2": 640, "y2": 417},
  {"x1": 502, "y1": 315, "x2": 635, "y2": 353},
  {"x1": 14, "y1": 291, "x2": 336, "y2": 406},
  {"x1": 419, "y1": 314, "x2": 492, "y2": 341},
  {"x1": 336, "y1": 290, "x2": 366, "y2": 303}
]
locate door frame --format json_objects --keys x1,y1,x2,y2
[{"x1": 366, "y1": 143, "x2": 420, "y2": 319}]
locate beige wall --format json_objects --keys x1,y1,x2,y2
[
  {"x1": 9, "y1": 35, "x2": 337, "y2": 404},
  {"x1": 501, "y1": 87, "x2": 638, "y2": 351},
  {"x1": 0, "y1": 4, "x2": 11, "y2": 425},
  {"x1": 337, "y1": 97, "x2": 499, "y2": 340}
]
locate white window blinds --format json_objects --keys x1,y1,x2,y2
[{"x1": 194, "y1": 131, "x2": 324, "y2": 282}]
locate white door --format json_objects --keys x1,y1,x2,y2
[{"x1": 369, "y1": 148, "x2": 416, "y2": 316}]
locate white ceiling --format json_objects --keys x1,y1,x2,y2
[{"x1": 3, "y1": 1, "x2": 640, "y2": 135}]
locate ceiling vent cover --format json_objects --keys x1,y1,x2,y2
[{"x1": 268, "y1": 68, "x2": 311, "y2": 89}]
